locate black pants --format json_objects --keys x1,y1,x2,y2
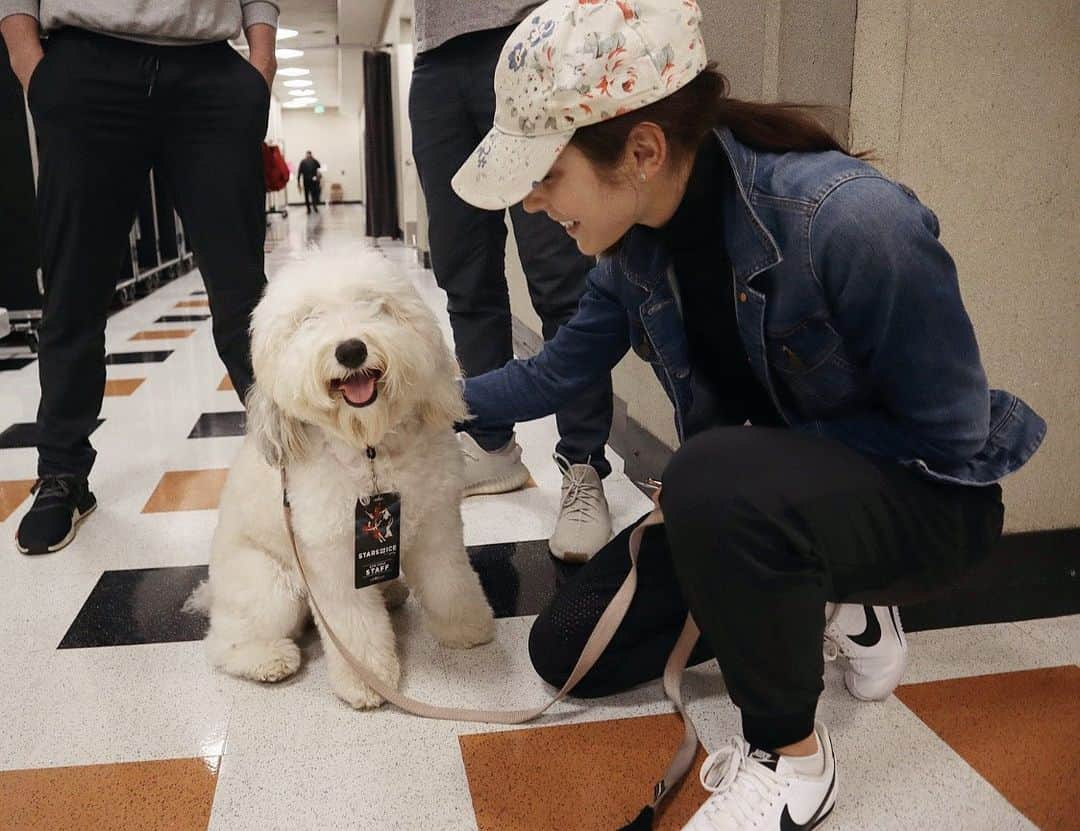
[
  {"x1": 529, "y1": 427, "x2": 1004, "y2": 750},
  {"x1": 302, "y1": 178, "x2": 320, "y2": 212},
  {"x1": 29, "y1": 28, "x2": 269, "y2": 478},
  {"x1": 409, "y1": 28, "x2": 613, "y2": 476}
]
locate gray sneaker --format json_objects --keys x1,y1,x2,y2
[
  {"x1": 549, "y1": 454, "x2": 612, "y2": 563},
  {"x1": 458, "y1": 432, "x2": 531, "y2": 497}
]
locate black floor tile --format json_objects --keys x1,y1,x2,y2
[
  {"x1": 53, "y1": 525, "x2": 1080, "y2": 651},
  {"x1": 59, "y1": 565, "x2": 210, "y2": 648},
  {"x1": 58, "y1": 541, "x2": 568, "y2": 649},
  {"x1": 902, "y1": 528, "x2": 1080, "y2": 631},
  {"x1": 188, "y1": 411, "x2": 246, "y2": 439},
  {"x1": 191, "y1": 290, "x2": 207, "y2": 295},
  {"x1": 0, "y1": 357, "x2": 35, "y2": 371},
  {"x1": 469, "y1": 539, "x2": 580, "y2": 618},
  {"x1": 0, "y1": 419, "x2": 103, "y2": 449},
  {"x1": 155, "y1": 314, "x2": 211, "y2": 323},
  {"x1": 105, "y1": 350, "x2": 173, "y2": 365}
]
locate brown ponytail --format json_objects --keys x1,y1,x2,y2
[{"x1": 569, "y1": 64, "x2": 871, "y2": 173}]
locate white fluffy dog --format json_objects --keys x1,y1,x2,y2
[{"x1": 193, "y1": 256, "x2": 495, "y2": 708}]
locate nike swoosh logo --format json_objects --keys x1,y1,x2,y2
[
  {"x1": 849, "y1": 604, "x2": 881, "y2": 648},
  {"x1": 779, "y1": 768, "x2": 837, "y2": 830}
]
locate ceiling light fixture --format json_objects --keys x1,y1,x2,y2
[
  {"x1": 283, "y1": 79, "x2": 313, "y2": 88},
  {"x1": 288, "y1": 89, "x2": 318, "y2": 96},
  {"x1": 277, "y1": 67, "x2": 310, "y2": 77},
  {"x1": 275, "y1": 48, "x2": 304, "y2": 60},
  {"x1": 276, "y1": 27, "x2": 298, "y2": 41}
]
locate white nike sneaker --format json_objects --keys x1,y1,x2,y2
[
  {"x1": 683, "y1": 722, "x2": 837, "y2": 831},
  {"x1": 458, "y1": 432, "x2": 531, "y2": 497},
  {"x1": 548, "y1": 454, "x2": 611, "y2": 563},
  {"x1": 823, "y1": 604, "x2": 908, "y2": 701}
]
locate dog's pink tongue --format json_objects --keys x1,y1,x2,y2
[{"x1": 342, "y1": 374, "x2": 376, "y2": 405}]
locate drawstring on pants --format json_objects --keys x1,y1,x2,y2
[{"x1": 145, "y1": 56, "x2": 161, "y2": 97}]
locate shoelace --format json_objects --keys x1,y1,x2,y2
[
  {"x1": 698, "y1": 736, "x2": 788, "y2": 827},
  {"x1": 821, "y1": 603, "x2": 847, "y2": 663},
  {"x1": 31, "y1": 476, "x2": 76, "y2": 503},
  {"x1": 559, "y1": 463, "x2": 604, "y2": 523}
]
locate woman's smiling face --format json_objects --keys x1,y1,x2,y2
[{"x1": 521, "y1": 143, "x2": 639, "y2": 257}]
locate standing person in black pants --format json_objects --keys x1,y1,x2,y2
[
  {"x1": 297, "y1": 149, "x2": 321, "y2": 213},
  {"x1": 1, "y1": 0, "x2": 279, "y2": 555},
  {"x1": 452, "y1": 1, "x2": 1045, "y2": 828},
  {"x1": 410, "y1": 1, "x2": 616, "y2": 564}
]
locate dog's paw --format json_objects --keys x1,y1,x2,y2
[
  {"x1": 381, "y1": 579, "x2": 410, "y2": 611},
  {"x1": 428, "y1": 605, "x2": 496, "y2": 649},
  {"x1": 222, "y1": 638, "x2": 302, "y2": 683},
  {"x1": 329, "y1": 654, "x2": 401, "y2": 710}
]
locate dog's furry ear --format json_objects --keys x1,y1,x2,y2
[
  {"x1": 245, "y1": 383, "x2": 308, "y2": 467},
  {"x1": 418, "y1": 351, "x2": 470, "y2": 433}
]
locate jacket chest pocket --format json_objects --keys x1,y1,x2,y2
[
  {"x1": 766, "y1": 318, "x2": 864, "y2": 418},
  {"x1": 629, "y1": 317, "x2": 659, "y2": 363}
]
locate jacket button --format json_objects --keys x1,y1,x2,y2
[
  {"x1": 675, "y1": 368, "x2": 690, "y2": 379},
  {"x1": 738, "y1": 292, "x2": 748, "y2": 303}
]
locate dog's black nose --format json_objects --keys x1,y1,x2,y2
[{"x1": 335, "y1": 338, "x2": 368, "y2": 369}]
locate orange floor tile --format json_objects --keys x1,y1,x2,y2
[
  {"x1": 130, "y1": 329, "x2": 195, "y2": 341},
  {"x1": 0, "y1": 756, "x2": 219, "y2": 831},
  {"x1": 896, "y1": 664, "x2": 1080, "y2": 830},
  {"x1": 459, "y1": 713, "x2": 709, "y2": 831},
  {"x1": 0, "y1": 479, "x2": 36, "y2": 522},
  {"x1": 142, "y1": 469, "x2": 230, "y2": 513},
  {"x1": 174, "y1": 300, "x2": 210, "y2": 309},
  {"x1": 217, "y1": 375, "x2": 234, "y2": 392},
  {"x1": 104, "y1": 378, "x2": 146, "y2": 397}
]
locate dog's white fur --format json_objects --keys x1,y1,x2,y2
[{"x1": 193, "y1": 256, "x2": 495, "y2": 708}]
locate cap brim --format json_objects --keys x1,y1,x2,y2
[{"x1": 451, "y1": 127, "x2": 570, "y2": 210}]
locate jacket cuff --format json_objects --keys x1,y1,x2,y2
[
  {"x1": 241, "y1": 1, "x2": 279, "y2": 30},
  {"x1": 0, "y1": 1, "x2": 41, "y2": 24}
]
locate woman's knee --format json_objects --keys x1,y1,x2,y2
[{"x1": 528, "y1": 606, "x2": 575, "y2": 689}]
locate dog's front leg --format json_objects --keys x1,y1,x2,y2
[
  {"x1": 311, "y1": 585, "x2": 401, "y2": 709},
  {"x1": 405, "y1": 511, "x2": 495, "y2": 649}
]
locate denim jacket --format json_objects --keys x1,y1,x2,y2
[{"x1": 464, "y1": 128, "x2": 1046, "y2": 486}]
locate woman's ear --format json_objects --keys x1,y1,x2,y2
[
  {"x1": 245, "y1": 383, "x2": 308, "y2": 467},
  {"x1": 627, "y1": 121, "x2": 668, "y2": 179}
]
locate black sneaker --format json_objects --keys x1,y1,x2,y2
[{"x1": 15, "y1": 476, "x2": 97, "y2": 555}]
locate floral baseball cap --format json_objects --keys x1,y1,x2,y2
[{"x1": 451, "y1": 0, "x2": 708, "y2": 210}]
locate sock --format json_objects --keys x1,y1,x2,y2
[{"x1": 782, "y1": 734, "x2": 825, "y2": 777}]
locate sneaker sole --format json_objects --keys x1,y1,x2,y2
[
  {"x1": 461, "y1": 467, "x2": 531, "y2": 498},
  {"x1": 16, "y1": 501, "x2": 97, "y2": 556},
  {"x1": 810, "y1": 801, "x2": 836, "y2": 829}
]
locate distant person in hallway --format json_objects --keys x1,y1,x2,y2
[
  {"x1": 451, "y1": 2, "x2": 1046, "y2": 829},
  {"x1": 2, "y1": 0, "x2": 279, "y2": 555},
  {"x1": 410, "y1": 0, "x2": 616, "y2": 564},
  {"x1": 298, "y1": 149, "x2": 321, "y2": 213}
]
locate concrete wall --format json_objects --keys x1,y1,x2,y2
[
  {"x1": 851, "y1": 0, "x2": 1079, "y2": 531},
  {"x1": 497, "y1": 1, "x2": 1080, "y2": 532}
]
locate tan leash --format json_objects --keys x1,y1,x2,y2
[{"x1": 281, "y1": 468, "x2": 701, "y2": 825}]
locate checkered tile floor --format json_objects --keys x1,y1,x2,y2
[{"x1": 1, "y1": 206, "x2": 1076, "y2": 830}]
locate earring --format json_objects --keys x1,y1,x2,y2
[{"x1": 639, "y1": 172, "x2": 647, "y2": 182}]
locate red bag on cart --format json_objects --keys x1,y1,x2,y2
[{"x1": 262, "y1": 143, "x2": 290, "y2": 192}]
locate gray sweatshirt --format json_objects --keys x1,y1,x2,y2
[
  {"x1": 0, "y1": 1, "x2": 279, "y2": 45},
  {"x1": 414, "y1": 0, "x2": 540, "y2": 54}
]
